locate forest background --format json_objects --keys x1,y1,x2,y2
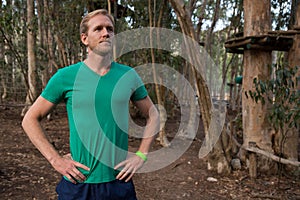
[{"x1": 0, "y1": 0, "x2": 299, "y2": 199}]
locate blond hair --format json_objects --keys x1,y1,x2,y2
[{"x1": 80, "y1": 9, "x2": 115, "y2": 35}]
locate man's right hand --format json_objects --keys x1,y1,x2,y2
[{"x1": 50, "y1": 154, "x2": 90, "y2": 184}]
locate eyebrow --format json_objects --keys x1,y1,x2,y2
[{"x1": 93, "y1": 25, "x2": 114, "y2": 31}]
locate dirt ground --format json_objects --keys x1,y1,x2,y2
[{"x1": 0, "y1": 105, "x2": 299, "y2": 200}]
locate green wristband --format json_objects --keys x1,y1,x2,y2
[{"x1": 135, "y1": 151, "x2": 147, "y2": 162}]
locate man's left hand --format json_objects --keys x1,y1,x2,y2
[{"x1": 114, "y1": 155, "x2": 145, "y2": 182}]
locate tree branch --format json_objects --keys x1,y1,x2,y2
[{"x1": 244, "y1": 146, "x2": 300, "y2": 167}]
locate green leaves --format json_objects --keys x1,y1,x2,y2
[{"x1": 246, "y1": 65, "x2": 299, "y2": 132}]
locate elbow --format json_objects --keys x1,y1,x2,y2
[
  {"x1": 153, "y1": 108, "x2": 160, "y2": 124},
  {"x1": 21, "y1": 110, "x2": 39, "y2": 132},
  {"x1": 21, "y1": 112, "x2": 30, "y2": 131},
  {"x1": 150, "y1": 106, "x2": 160, "y2": 128}
]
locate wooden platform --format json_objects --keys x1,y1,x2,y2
[{"x1": 225, "y1": 30, "x2": 300, "y2": 54}]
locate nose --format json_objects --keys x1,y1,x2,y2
[{"x1": 101, "y1": 27, "x2": 110, "y2": 38}]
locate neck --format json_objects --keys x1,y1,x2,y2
[{"x1": 84, "y1": 52, "x2": 112, "y2": 76}]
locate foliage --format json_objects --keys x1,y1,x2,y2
[
  {"x1": 0, "y1": 0, "x2": 296, "y2": 104},
  {"x1": 246, "y1": 65, "x2": 300, "y2": 132},
  {"x1": 0, "y1": 1, "x2": 27, "y2": 67},
  {"x1": 271, "y1": 0, "x2": 292, "y2": 30}
]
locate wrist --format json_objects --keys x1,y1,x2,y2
[
  {"x1": 135, "y1": 150, "x2": 148, "y2": 162},
  {"x1": 48, "y1": 154, "x2": 61, "y2": 166}
]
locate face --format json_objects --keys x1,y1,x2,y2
[{"x1": 81, "y1": 14, "x2": 114, "y2": 56}]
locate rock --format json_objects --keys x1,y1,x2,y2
[
  {"x1": 231, "y1": 158, "x2": 241, "y2": 170},
  {"x1": 207, "y1": 177, "x2": 218, "y2": 182}
]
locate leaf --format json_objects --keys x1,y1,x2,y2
[
  {"x1": 288, "y1": 121, "x2": 293, "y2": 128},
  {"x1": 253, "y1": 77, "x2": 258, "y2": 84},
  {"x1": 248, "y1": 91, "x2": 253, "y2": 99},
  {"x1": 255, "y1": 96, "x2": 259, "y2": 103},
  {"x1": 260, "y1": 82, "x2": 266, "y2": 94}
]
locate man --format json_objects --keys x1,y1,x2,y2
[{"x1": 22, "y1": 9, "x2": 159, "y2": 200}]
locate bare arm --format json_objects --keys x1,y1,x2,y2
[
  {"x1": 133, "y1": 96, "x2": 159, "y2": 154},
  {"x1": 115, "y1": 96, "x2": 159, "y2": 181},
  {"x1": 22, "y1": 96, "x2": 89, "y2": 183}
]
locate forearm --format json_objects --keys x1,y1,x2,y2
[
  {"x1": 116, "y1": 97, "x2": 159, "y2": 181},
  {"x1": 137, "y1": 106, "x2": 160, "y2": 154},
  {"x1": 21, "y1": 96, "x2": 89, "y2": 183},
  {"x1": 22, "y1": 115, "x2": 61, "y2": 165}
]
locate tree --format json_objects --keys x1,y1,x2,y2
[
  {"x1": 22, "y1": 0, "x2": 37, "y2": 116},
  {"x1": 247, "y1": 65, "x2": 300, "y2": 173},
  {"x1": 27, "y1": 0, "x2": 37, "y2": 101},
  {"x1": 168, "y1": 0, "x2": 231, "y2": 174},
  {"x1": 242, "y1": 0, "x2": 277, "y2": 175},
  {"x1": 284, "y1": 0, "x2": 300, "y2": 173},
  {"x1": 1, "y1": 0, "x2": 297, "y2": 176},
  {"x1": 148, "y1": 0, "x2": 171, "y2": 147}
]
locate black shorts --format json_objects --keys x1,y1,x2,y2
[{"x1": 56, "y1": 177, "x2": 137, "y2": 200}]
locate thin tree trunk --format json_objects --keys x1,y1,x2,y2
[
  {"x1": 178, "y1": 65, "x2": 198, "y2": 139},
  {"x1": 148, "y1": 0, "x2": 170, "y2": 147},
  {"x1": 107, "y1": 0, "x2": 111, "y2": 14},
  {"x1": 27, "y1": 0, "x2": 37, "y2": 101},
  {"x1": 0, "y1": 39, "x2": 7, "y2": 101},
  {"x1": 43, "y1": 0, "x2": 58, "y2": 86},
  {"x1": 195, "y1": 0, "x2": 207, "y2": 42},
  {"x1": 168, "y1": 0, "x2": 211, "y2": 135},
  {"x1": 36, "y1": 0, "x2": 44, "y2": 47},
  {"x1": 0, "y1": 9, "x2": 6, "y2": 101},
  {"x1": 220, "y1": 29, "x2": 235, "y2": 100},
  {"x1": 55, "y1": 34, "x2": 68, "y2": 67},
  {"x1": 22, "y1": 0, "x2": 37, "y2": 116},
  {"x1": 206, "y1": 0, "x2": 221, "y2": 95},
  {"x1": 113, "y1": 0, "x2": 117, "y2": 20},
  {"x1": 169, "y1": 0, "x2": 230, "y2": 174}
]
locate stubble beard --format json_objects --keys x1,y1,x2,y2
[{"x1": 91, "y1": 41, "x2": 113, "y2": 56}]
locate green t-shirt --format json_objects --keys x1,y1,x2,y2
[{"x1": 41, "y1": 62, "x2": 148, "y2": 183}]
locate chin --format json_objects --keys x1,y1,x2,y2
[{"x1": 92, "y1": 47, "x2": 112, "y2": 56}]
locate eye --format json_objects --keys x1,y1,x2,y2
[
  {"x1": 94, "y1": 26, "x2": 103, "y2": 32},
  {"x1": 106, "y1": 26, "x2": 114, "y2": 32}
]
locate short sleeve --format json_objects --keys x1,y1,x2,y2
[
  {"x1": 130, "y1": 69, "x2": 148, "y2": 102},
  {"x1": 41, "y1": 70, "x2": 65, "y2": 104}
]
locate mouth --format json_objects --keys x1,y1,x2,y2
[{"x1": 100, "y1": 40, "x2": 111, "y2": 44}]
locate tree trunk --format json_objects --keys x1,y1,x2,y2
[
  {"x1": 0, "y1": 0, "x2": 2, "y2": 102},
  {"x1": 285, "y1": 0, "x2": 300, "y2": 174},
  {"x1": 0, "y1": 0, "x2": 6, "y2": 101},
  {"x1": 0, "y1": 39, "x2": 6, "y2": 101},
  {"x1": 169, "y1": 0, "x2": 230, "y2": 174},
  {"x1": 178, "y1": 65, "x2": 199, "y2": 140},
  {"x1": 27, "y1": 0, "x2": 37, "y2": 101},
  {"x1": 43, "y1": 0, "x2": 58, "y2": 88},
  {"x1": 55, "y1": 34, "x2": 68, "y2": 67},
  {"x1": 168, "y1": 0, "x2": 211, "y2": 136},
  {"x1": 36, "y1": 0, "x2": 44, "y2": 47},
  {"x1": 22, "y1": 0, "x2": 37, "y2": 116},
  {"x1": 206, "y1": 0, "x2": 221, "y2": 96},
  {"x1": 107, "y1": 0, "x2": 111, "y2": 14},
  {"x1": 148, "y1": 0, "x2": 170, "y2": 147},
  {"x1": 242, "y1": 0, "x2": 274, "y2": 175}
]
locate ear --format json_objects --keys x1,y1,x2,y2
[{"x1": 81, "y1": 33, "x2": 88, "y2": 46}]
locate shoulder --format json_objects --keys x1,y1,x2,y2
[
  {"x1": 57, "y1": 62, "x2": 82, "y2": 74},
  {"x1": 112, "y1": 62, "x2": 134, "y2": 72},
  {"x1": 52, "y1": 62, "x2": 83, "y2": 81},
  {"x1": 112, "y1": 62, "x2": 140, "y2": 78}
]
